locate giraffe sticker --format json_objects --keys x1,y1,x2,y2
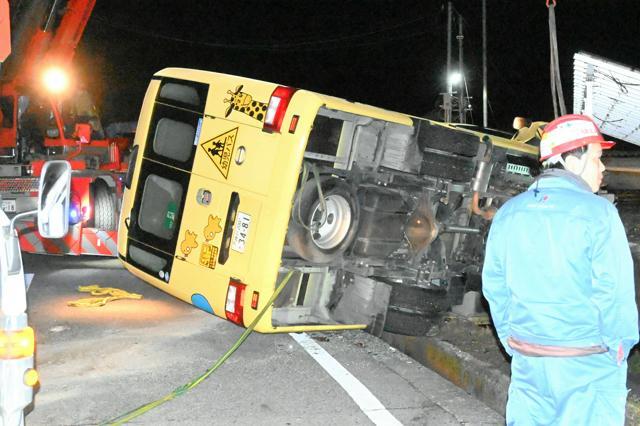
[
  {"x1": 180, "y1": 230, "x2": 198, "y2": 257},
  {"x1": 203, "y1": 215, "x2": 223, "y2": 241},
  {"x1": 224, "y1": 85, "x2": 268, "y2": 122},
  {"x1": 201, "y1": 127, "x2": 237, "y2": 179}
]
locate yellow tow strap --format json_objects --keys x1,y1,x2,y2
[
  {"x1": 67, "y1": 285, "x2": 143, "y2": 308},
  {"x1": 103, "y1": 270, "x2": 294, "y2": 425}
]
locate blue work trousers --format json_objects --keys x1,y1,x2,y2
[{"x1": 507, "y1": 352, "x2": 628, "y2": 425}]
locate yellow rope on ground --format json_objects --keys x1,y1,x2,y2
[
  {"x1": 67, "y1": 285, "x2": 143, "y2": 307},
  {"x1": 103, "y1": 270, "x2": 294, "y2": 425}
]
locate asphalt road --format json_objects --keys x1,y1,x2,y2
[{"x1": 22, "y1": 254, "x2": 503, "y2": 425}]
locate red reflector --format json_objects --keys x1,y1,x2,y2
[
  {"x1": 225, "y1": 279, "x2": 247, "y2": 326},
  {"x1": 289, "y1": 115, "x2": 300, "y2": 134},
  {"x1": 251, "y1": 291, "x2": 259, "y2": 310},
  {"x1": 263, "y1": 86, "x2": 297, "y2": 133}
]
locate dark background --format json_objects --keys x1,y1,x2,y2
[{"x1": 76, "y1": 0, "x2": 640, "y2": 135}]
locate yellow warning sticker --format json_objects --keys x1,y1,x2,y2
[
  {"x1": 199, "y1": 243, "x2": 219, "y2": 269},
  {"x1": 200, "y1": 127, "x2": 237, "y2": 179}
]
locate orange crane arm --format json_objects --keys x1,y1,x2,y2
[
  {"x1": 43, "y1": 0, "x2": 95, "y2": 67},
  {"x1": 8, "y1": 0, "x2": 96, "y2": 86}
]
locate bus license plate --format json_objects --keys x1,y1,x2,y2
[
  {"x1": 231, "y1": 212, "x2": 251, "y2": 253},
  {"x1": 1, "y1": 199, "x2": 16, "y2": 213}
]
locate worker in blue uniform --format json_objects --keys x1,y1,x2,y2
[{"x1": 482, "y1": 114, "x2": 639, "y2": 425}]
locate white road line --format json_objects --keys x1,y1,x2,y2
[{"x1": 290, "y1": 332, "x2": 403, "y2": 426}]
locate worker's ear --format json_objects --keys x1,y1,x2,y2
[{"x1": 564, "y1": 152, "x2": 587, "y2": 175}]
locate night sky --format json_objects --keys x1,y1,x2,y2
[{"x1": 76, "y1": 0, "x2": 640, "y2": 139}]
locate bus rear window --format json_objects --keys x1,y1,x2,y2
[
  {"x1": 128, "y1": 244, "x2": 168, "y2": 273},
  {"x1": 159, "y1": 82, "x2": 201, "y2": 107},
  {"x1": 138, "y1": 174, "x2": 183, "y2": 240},
  {"x1": 157, "y1": 79, "x2": 208, "y2": 113},
  {"x1": 144, "y1": 78, "x2": 209, "y2": 167},
  {"x1": 153, "y1": 117, "x2": 197, "y2": 162}
]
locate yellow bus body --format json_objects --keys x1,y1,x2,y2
[{"x1": 118, "y1": 68, "x2": 539, "y2": 334}]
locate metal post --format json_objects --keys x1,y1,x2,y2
[
  {"x1": 457, "y1": 14, "x2": 465, "y2": 123},
  {"x1": 482, "y1": 0, "x2": 488, "y2": 128},
  {"x1": 445, "y1": 1, "x2": 453, "y2": 122}
]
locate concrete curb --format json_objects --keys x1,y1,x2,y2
[{"x1": 380, "y1": 332, "x2": 640, "y2": 424}]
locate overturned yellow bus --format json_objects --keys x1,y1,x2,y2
[{"x1": 117, "y1": 68, "x2": 539, "y2": 335}]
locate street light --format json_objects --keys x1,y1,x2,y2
[{"x1": 448, "y1": 72, "x2": 462, "y2": 86}]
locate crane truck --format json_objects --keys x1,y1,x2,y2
[{"x1": 0, "y1": 0, "x2": 131, "y2": 257}]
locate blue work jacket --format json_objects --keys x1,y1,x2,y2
[{"x1": 482, "y1": 169, "x2": 639, "y2": 362}]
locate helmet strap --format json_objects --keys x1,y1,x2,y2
[{"x1": 544, "y1": 154, "x2": 567, "y2": 169}]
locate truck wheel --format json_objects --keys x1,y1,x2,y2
[
  {"x1": 287, "y1": 177, "x2": 359, "y2": 263},
  {"x1": 93, "y1": 180, "x2": 116, "y2": 230}
]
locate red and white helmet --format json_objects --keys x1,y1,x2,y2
[{"x1": 539, "y1": 114, "x2": 615, "y2": 162}]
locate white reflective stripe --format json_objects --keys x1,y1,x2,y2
[
  {"x1": 16, "y1": 223, "x2": 45, "y2": 250},
  {"x1": 96, "y1": 230, "x2": 118, "y2": 254},
  {"x1": 290, "y1": 332, "x2": 403, "y2": 426},
  {"x1": 25, "y1": 273, "x2": 34, "y2": 292}
]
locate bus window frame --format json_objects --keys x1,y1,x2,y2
[
  {"x1": 143, "y1": 77, "x2": 210, "y2": 171},
  {"x1": 127, "y1": 160, "x2": 191, "y2": 256}
]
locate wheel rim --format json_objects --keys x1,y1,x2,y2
[{"x1": 309, "y1": 194, "x2": 352, "y2": 250}]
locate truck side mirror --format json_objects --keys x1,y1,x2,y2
[{"x1": 37, "y1": 160, "x2": 71, "y2": 238}]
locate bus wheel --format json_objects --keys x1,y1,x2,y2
[
  {"x1": 287, "y1": 177, "x2": 359, "y2": 263},
  {"x1": 93, "y1": 180, "x2": 116, "y2": 230},
  {"x1": 383, "y1": 283, "x2": 448, "y2": 336}
]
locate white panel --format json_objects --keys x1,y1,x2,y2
[{"x1": 573, "y1": 52, "x2": 640, "y2": 146}]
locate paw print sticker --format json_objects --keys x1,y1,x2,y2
[
  {"x1": 204, "y1": 215, "x2": 222, "y2": 241},
  {"x1": 180, "y1": 230, "x2": 198, "y2": 257}
]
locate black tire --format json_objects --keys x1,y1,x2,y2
[
  {"x1": 287, "y1": 177, "x2": 359, "y2": 263},
  {"x1": 384, "y1": 282, "x2": 449, "y2": 336},
  {"x1": 93, "y1": 180, "x2": 116, "y2": 230},
  {"x1": 383, "y1": 309, "x2": 434, "y2": 336},
  {"x1": 388, "y1": 283, "x2": 449, "y2": 316}
]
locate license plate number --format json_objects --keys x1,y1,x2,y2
[
  {"x1": 231, "y1": 212, "x2": 251, "y2": 253},
  {"x1": 1, "y1": 199, "x2": 16, "y2": 213}
]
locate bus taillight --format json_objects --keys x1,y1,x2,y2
[
  {"x1": 263, "y1": 86, "x2": 297, "y2": 133},
  {"x1": 225, "y1": 279, "x2": 247, "y2": 326}
]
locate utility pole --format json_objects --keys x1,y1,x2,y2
[
  {"x1": 444, "y1": 1, "x2": 453, "y2": 122},
  {"x1": 482, "y1": 0, "x2": 488, "y2": 128},
  {"x1": 457, "y1": 13, "x2": 465, "y2": 123}
]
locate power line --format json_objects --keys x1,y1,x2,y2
[{"x1": 90, "y1": 14, "x2": 430, "y2": 52}]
